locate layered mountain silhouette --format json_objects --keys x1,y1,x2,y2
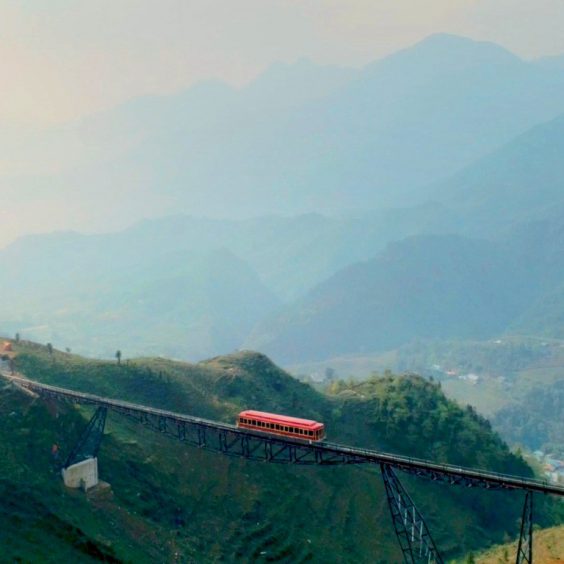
[
  {"x1": 2, "y1": 34, "x2": 564, "y2": 363},
  {"x1": 4, "y1": 33, "x2": 564, "y2": 240}
]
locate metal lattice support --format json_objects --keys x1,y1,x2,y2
[
  {"x1": 516, "y1": 491, "x2": 533, "y2": 564},
  {"x1": 381, "y1": 464, "x2": 443, "y2": 564},
  {"x1": 64, "y1": 406, "x2": 107, "y2": 468}
]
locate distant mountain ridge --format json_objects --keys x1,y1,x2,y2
[
  {"x1": 4, "y1": 33, "x2": 564, "y2": 242},
  {"x1": 245, "y1": 234, "x2": 537, "y2": 363},
  {"x1": 3, "y1": 38, "x2": 564, "y2": 362},
  {"x1": 0, "y1": 243, "x2": 279, "y2": 360},
  {"x1": 434, "y1": 113, "x2": 564, "y2": 235},
  {"x1": 4, "y1": 108, "x2": 564, "y2": 362}
]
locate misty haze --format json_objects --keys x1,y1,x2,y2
[{"x1": 1, "y1": 2, "x2": 563, "y2": 563}]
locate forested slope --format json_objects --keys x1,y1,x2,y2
[{"x1": 1, "y1": 340, "x2": 561, "y2": 561}]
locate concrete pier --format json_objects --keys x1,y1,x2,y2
[{"x1": 62, "y1": 457, "x2": 99, "y2": 491}]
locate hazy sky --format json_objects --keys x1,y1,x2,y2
[{"x1": 2, "y1": 0, "x2": 564, "y2": 127}]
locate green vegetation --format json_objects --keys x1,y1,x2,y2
[
  {"x1": 1, "y1": 340, "x2": 561, "y2": 562},
  {"x1": 0, "y1": 385, "x2": 175, "y2": 562},
  {"x1": 493, "y1": 380, "x2": 564, "y2": 457},
  {"x1": 326, "y1": 374, "x2": 527, "y2": 470},
  {"x1": 300, "y1": 337, "x2": 564, "y2": 457}
]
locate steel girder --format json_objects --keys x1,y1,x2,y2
[
  {"x1": 14, "y1": 376, "x2": 563, "y2": 497},
  {"x1": 116, "y1": 408, "x2": 369, "y2": 465},
  {"x1": 391, "y1": 463, "x2": 509, "y2": 490}
]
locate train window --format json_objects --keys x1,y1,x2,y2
[{"x1": 269, "y1": 423, "x2": 274, "y2": 429}]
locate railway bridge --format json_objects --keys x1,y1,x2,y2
[{"x1": 3, "y1": 372, "x2": 563, "y2": 563}]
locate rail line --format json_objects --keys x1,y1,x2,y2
[{"x1": 4, "y1": 373, "x2": 564, "y2": 497}]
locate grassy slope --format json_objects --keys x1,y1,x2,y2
[
  {"x1": 1, "y1": 340, "x2": 562, "y2": 562},
  {"x1": 0, "y1": 385, "x2": 186, "y2": 563},
  {"x1": 471, "y1": 525, "x2": 564, "y2": 563}
]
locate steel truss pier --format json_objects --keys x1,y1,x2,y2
[
  {"x1": 381, "y1": 464, "x2": 443, "y2": 563},
  {"x1": 516, "y1": 491, "x2": 533, "y2": 564},
  {"x1": 64, "y1": 405, "x2": 107, "y2": 468}
]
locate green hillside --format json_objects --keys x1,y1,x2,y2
[
  {"x1": 1, "y1": 340, "x2": 562, "y2": 562},
  {"x1": 292, "y1": 336, "x2": 564, "y2": 458}
]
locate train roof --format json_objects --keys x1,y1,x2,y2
[{"x1": 239, "y1": 410, "x2": 324, "y2": 430}]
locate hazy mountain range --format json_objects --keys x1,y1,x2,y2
[
  {"x1": 2, "y1": 33, "x2": 564, "y2": 365},
  {"x1": 4, "y1": 33, "x2": 564, "y2": 240}
]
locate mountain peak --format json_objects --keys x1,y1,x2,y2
[
  {"x1": 412, "y1": 32, "x2": 521, "y2": 60},
  {"x1": 367, "y1": 33, "x2": 523, "y2": 75}
]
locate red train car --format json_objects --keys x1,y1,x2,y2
[{"x1": 237, "y1": 410, "x2": 326, "y2": 441}]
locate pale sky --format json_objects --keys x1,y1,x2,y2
[{"x1": 1, "y1": 0, "x2": 564, "y2": 127}]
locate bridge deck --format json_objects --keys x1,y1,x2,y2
[{"x1": 3, "y1": 372, "x2": 564, "y2": 497}]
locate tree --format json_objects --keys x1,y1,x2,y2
[
  {"x1": 116, "y1": 350, "x2": 122, "y2": 365},
  {"x1": 14, "y1": 332, "x2": 20, "y2": 343},
  {"x1": 324, "y1": 367, "x2": 336, "y2": 382},
  {"x1": 46, "y1": 343, "x2": 53, "y2": 355}
]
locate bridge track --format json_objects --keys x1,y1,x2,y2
[{"x1": 3, "y1": 373, "x2": 564, "y2": 497}]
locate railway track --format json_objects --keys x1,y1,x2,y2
[{"x1": 2, "y1": 371, "x2": 564, "y2": 496}]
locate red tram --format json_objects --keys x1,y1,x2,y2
[{"x1": 237, "y1": 410, "x2": 325, "y2": 441}]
